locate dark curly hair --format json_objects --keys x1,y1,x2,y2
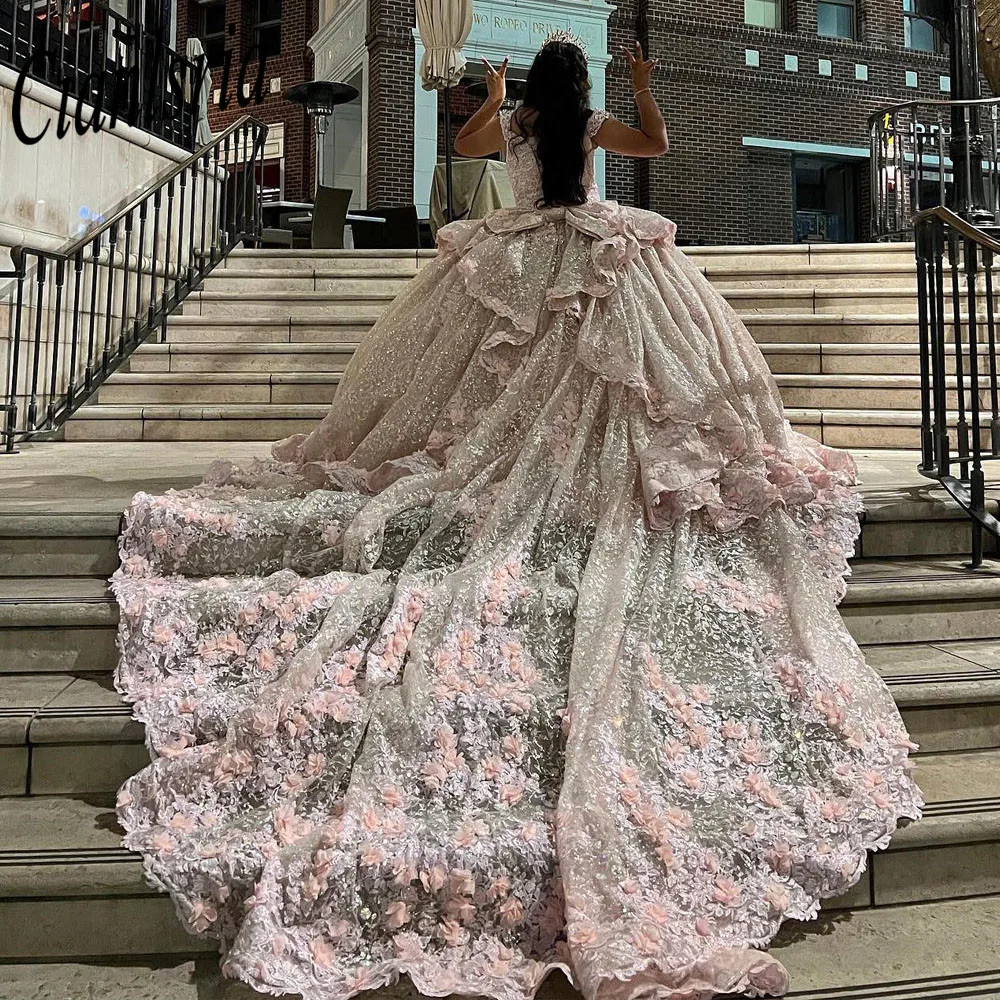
[{"x1": 510, "y1": 40, "x2": 593, "y2": 208}]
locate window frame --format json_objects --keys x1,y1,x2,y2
[
  {"x1": 816, "y1": 0, "x2": 857, "y2": 40},
  {"x1": 902, "y1": 0, "x2": 945, "y2": 52},
  {"x1": 744, "y1": 0, "x2": 783, "y2": 31},
  {"x1": 247, "y1": 0, "x2": 281, "y2": 61},
  {"x1": 198, "y1": 0, "x2": 227, "y2": 69}
]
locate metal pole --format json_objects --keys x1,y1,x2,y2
[
  {"x1": 444, "y1": 87, "x2": 454, "y2": 223},
  {"x1": 949, "y1": 0, "x2": 993, "y2": 225}
]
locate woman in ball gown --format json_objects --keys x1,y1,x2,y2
[{"x1": 113, "y1": 34, "x2": 922, "y2": 1000}]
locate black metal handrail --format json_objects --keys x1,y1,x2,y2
[
  {"x1": 915, "y1": 204, "x2": 1000, "y2": 566},
  {"x1": 0, "y1": 0, "x2": 198, "y2": 149},
  {"x1": 0, "y1": 115, "x2": 268, "y2": 452},
  {"x1": 869, "y1": 95, "x2": 1000, "y2": 240}
]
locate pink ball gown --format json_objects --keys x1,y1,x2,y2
[{"x1": 112, "y1": 109, "x2": 922, "y2": 1000}]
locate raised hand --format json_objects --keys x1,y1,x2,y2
[
  {"x1": 622, "y1": 41, "x2": 656, "y2": 93},
  {"x1": 483, "y1": 56, "x2": 509, "y2": 104}
]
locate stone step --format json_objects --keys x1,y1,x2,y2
[
  {"x1": 722, "y1": 287, "x2": 934, "y2": 316},
  {"x1": 97, "y1": 368, "x2": 993, "y2": 414},
  {"x1": 199, "y1": 268, "x2": 411, "y2": 295},
  {"x1": 0, "y1": 742, "x2": 997, "y2": 959},
  {"x1": 0, "y1": 463, "x2": 986, "y2": 581},
  {"x1": 181, "y1": 290, "x2": 394, "y2": 321},
  {"x1": 158, "y1": 314, "x2": 935, "y2": 348},
  {"x1": 65, "y1": 403, "x2": 986, "y2": 447},
  {"x1": 765, "y1": 343, "x2": 995, "y2": 375},
  {"x1": 0, "y1": 513, "x2": 121, "y2": 577},
  {"x1": 775, "y1": 374, "x2": 983, "y2": 411},
  {"x1": 788, "y1": 407, "x2": 996, "y2": 450},
  {"x1": 745, "y1": 315, "x2": 925, "y2": 345},
  {"x1": 703, "y1": 262, "x2": 917, "y2": 289},
  {"x1": 2, "y1": 639, "x2": 999, "y2": 797},
  {"x1": 845, "y1": 556, "x2": 1000, "y2": 643},
  {"x1": 125, "y1": 341, "x2": 357, "y2": 374},
  {"x1": 0, "y1": 576, "x2": 117, "y2": 674},
  {"x1": 176, "y1": 286, "x2": 929, "y2": 324},
  {"x1": 4, "y1": 912, "x2": 1000, "y2": 1000},
  {"x1": 163, "y1": 314, "x2": 375, "y2": 344},
  {"x1": 218, "y1": 247, "x2": 434, "y2": 274},
  {"x1": 98, "y1": 372, "x2": 343, "y2": 406},
  {"x1": 0, "y1": 959, "x2": 257, "y2": 999},
  {"x1": 63, "y1": 404, "x2": 327, "y2": 441},
  {"x1": 0, "y1": 674, "x2": 144, "y2": 796},
  {"x1": 684, "y1": 241, "x2": 917, "y2": 270}
]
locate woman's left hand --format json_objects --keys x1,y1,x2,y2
[
  {"x1": 483, "y1": 57, "x2": 509, "y2": 104},
  {"x1": 622, "y1": 41, "x2": 656, "y2": 92}
]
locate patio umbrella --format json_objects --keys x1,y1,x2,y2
[
  {"x1": 416, "y1": 0, "x2": 473, "y2": 223},
  {"x1": 185, "y1": 37, "x2": 214, "y2": 147}
]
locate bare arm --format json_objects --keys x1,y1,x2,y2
[
  {"x1": 454, "y1": 57, "x2": 508, "y2": 157},
  {"x1": 594, "y1": 43, "x2": 668, "y2": 158}
]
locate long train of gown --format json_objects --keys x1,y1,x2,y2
[{"x1": 112, "y1": 200, "x2": 922, "y2": 1000}]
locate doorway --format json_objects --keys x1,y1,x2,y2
[{"x1": 793, "y1": 156, "x2": 861, "y2": 242}]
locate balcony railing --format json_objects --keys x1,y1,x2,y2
[
  {"x1": 0, "y1": 116, "x2": 268, "y2": 452},
  {"x1": 869, "y1": 95, "x2": 1000, "y2": 240},
  {"x1": 0, "y1": 0, "x2": 197, "y2": 149}
]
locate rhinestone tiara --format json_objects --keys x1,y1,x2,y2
[{"x1": 542, "y1": 28, "x2": 588, "y2": 58}]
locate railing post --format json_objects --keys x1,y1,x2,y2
[
  {"x1": 916, "y1": 220, "x2": 936, "y2": 472},
  {"x1": 26, "y1": 255, "x2": 46, "y2": 433},
  {"x1": 46, "y1": 258, "x2": 65, "y2": 427},
  {"x1": 66, "y1": 252, "x2": 84, "y2": 410},
  {"x1": 102, "y1": 222, "x2": 119, "y2": 374},
  {"x1": 932, "y1": 221, "x2": 950, "y2": 477},
  {"x1": 3, "y1": 262, "x2": 26, "y2": 453}
]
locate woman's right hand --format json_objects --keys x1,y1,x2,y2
[
  {"x1": 483, "y1": 57, "x2": 509, "y2": 105},
  {"x1": 622, "y1": 41, "x2": 656, "y2": 93}
]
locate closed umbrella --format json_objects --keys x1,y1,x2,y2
[
  {"x1": 416, "y1": 0, "x2": 473, "y2": 223},
  {"x1": 185, "y1": 37, "x2": 214, "y2": 147}
]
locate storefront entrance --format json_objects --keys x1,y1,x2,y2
[{"x1": 793, "y1": 156, "x2": 861, "y2": 242}]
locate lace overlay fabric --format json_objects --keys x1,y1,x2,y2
[
  {"x1": 113, "y1": 126, "x2": 921, "y2": 1000},
  {"x1": 501, "y1": 109, "x2": 610, "y2": 208}
]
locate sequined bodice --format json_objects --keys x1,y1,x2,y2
[{"x1": 500, "y1": 108, "x2": 610, "y2": 209}]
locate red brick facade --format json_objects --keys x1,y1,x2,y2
[{"x1": 175, "y1": 0, "x2": 319, "y2": 201}]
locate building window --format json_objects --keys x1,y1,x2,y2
[
  {"x1": 199, "y1": 0, "x2": 226, "y2": 68},
  {"x1": 817, "y1": 0, "x2": 856, "y2": 39},
  {"x1": 249, "y1": 0, "x2": 282, "y2": 60},
  {"x1": 904, "y1": 0, "x2": 944, "y2": 51},
  {"x1": 745, "y1": 0, "x2": 782, "y2": 29}
]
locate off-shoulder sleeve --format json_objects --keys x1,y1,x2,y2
[{"x1": 586, "y1": 109, "x2": 612, "y2": 143}]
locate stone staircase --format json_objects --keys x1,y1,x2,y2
[
  {"x1": 2, "y1": 240, "x2": 1000, "y2": 998},
  {"x1": 58, "y1": 242, "x2": 962, "y2": 450}
]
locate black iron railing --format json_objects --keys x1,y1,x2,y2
[
  {"x1": 0, "y1": 116, "x2": 268, "y2": 452},
  {"x1": 0, "y1": 0, "x2": 197, "y2": 149},
  {"x1": 915, "y1": 205, "x2": 1000, "y2": 565},
  {"x1": 869, "y1": 96, "x2": 1000, "y2": 240}
]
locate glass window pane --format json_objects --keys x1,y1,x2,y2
[
  {"x1": 258, "y1": 25, "x2": 281, "y2": 58},
  {"x1": 203, "y1": 2, "x2": 225, "y2": 35},
  {"x1": 745, "y1": 0, "x2": 780, "y2": 28},
  {"x1": 905, "y1": 14, "x2": 936, "y2": 50},
  {"x1": 817, "y1": 1, "x2": 854, "y2": 38},
  {"x1": 260, "y1": 0, "x2": 281, "y2": 23},
  {"x1": 204, "y1": 36, "x2": 225, "y2": 67}
]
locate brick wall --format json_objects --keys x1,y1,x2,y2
[
  {"x1": 175, "y1": 0, "x2": 318, "y2": 201},
  {"x1": 366, "y1": 0, "x2": 416, "y2": 206},
  {"x1": 606, "y1": 0, "x2": 954, "y2": 244}
]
